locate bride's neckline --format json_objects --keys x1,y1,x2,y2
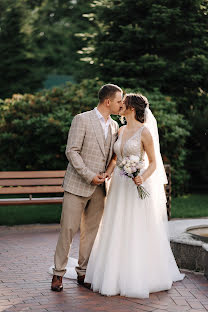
[{"x1": 120, "y1": 125, "x2": 144, "y2": 157}]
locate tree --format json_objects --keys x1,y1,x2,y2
[
  {"x1": 80, "y1": 0, "x2": 208, "y2": 111},
  {"x1": 80, "y1": 0, "x2": 208, "y2": 191},
  {"x1": 25, "y1": 0, "x2": 93, "y2": 78},
  {"x1": 0, "y1": 1, "x2": 45, "y2": 99}
]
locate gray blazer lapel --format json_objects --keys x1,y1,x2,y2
[{"x1": 90, "y1": 110, "x2": 105, "y2": 156}]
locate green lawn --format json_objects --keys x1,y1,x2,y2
[
  {"x1": 171, "y1": 193, "x2": 208, "y2": 218},
  {"x1": 0, "y1": 194, "x2": 207, "y2": 226},
  {"x1": 0, "y1": 204, "x2": 62, "y2": 226}
]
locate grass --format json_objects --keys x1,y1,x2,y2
[
  {"x1": 171, "y1": 193, "x2": 208, "y2": 218},
  {"x1": 0, "y1": 204, "x2": 62, "y2": 226},
  {"x1": 0, "y1": 194, "x2": 207, "y2": 226}
]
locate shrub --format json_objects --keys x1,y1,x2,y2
[{"x1": 0, "y1": 79, "x2": 189, "y2": 195}]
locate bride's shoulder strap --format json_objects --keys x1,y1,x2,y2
[
  {"x1": 140, "y1": 126, "x2": 153, "y2": 140},
  {"x1": 142, "y1": 125, "x2": 150, "y2": 132}
]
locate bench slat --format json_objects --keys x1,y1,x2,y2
[
  {"x1": 0, "y1": 186, "x2": 64, "y2": 194},
  {"x1": 0, "y1": 197, "x2": 63, "y2": 206},
  {"x1": 0, "y1": 178, "x2": 63, "y2": 187},
  {"x1": 0, "y1": 166, "x2": 171, "y2": 218},
  {"x1": 0, "y1": 171, "x2": 65, "y2": 179}
]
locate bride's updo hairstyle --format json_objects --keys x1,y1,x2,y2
[{"x1": 124, "y1": 93, "x2": 149, "y2": 123}]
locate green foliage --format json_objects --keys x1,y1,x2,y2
[
  {"x1": 0, "y1": 0, "x2": 94, "y2": 97},
  {"x1": 0, "y1": 79, "x2": 189, "y2": 195},
  {"x1": 0, "y1": 79, "x2": 103, "y2": 171},
  {"x1": 79, "y1": 0, "x2": 208, "y2": 192},
  {"x1": 23, "y1": 0, "x2": 93, "y2": 79},
  {"x1": 80, "y1": 0, "x2": 208, "y2": 111},
  {"x1": 0, "y1": 0, "x2": 45, "y2": 99},
  {"x1": 187, "y1": 105, "x2": 208, "y2": 191},
  {"x1": 0, "y1": 91, "x2": 70, "y2": 170}
]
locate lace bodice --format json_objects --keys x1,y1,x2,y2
[{"x1": 114, "y1": 125, "x2": 145, "y2": 163}]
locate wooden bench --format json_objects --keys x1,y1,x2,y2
[
  {"x1": 0, "y1": 166, "x2": 171, "y2": 219},
  {"x1": 0, "y1": 171, "x2": 65, "y2": 206}
]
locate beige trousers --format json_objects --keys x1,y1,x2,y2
[{"x1": 53, "y1": 186, "x2": 105, "y2": 277}]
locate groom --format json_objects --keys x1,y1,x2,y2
[{"x1": 51, "y1": 84, "x2": 123, "y2": 291}]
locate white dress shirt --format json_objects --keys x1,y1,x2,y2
[{"x1": 94, "y1": 107, "x2": 111, "y2": 139}]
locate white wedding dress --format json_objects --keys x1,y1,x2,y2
[
  {"x1": 49, "y1": 109, "x2": 184, "y2": 298},
  {"x1": 84, "y1": 124, "x2": 184, "y2": 297}
]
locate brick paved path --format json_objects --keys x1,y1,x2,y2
[{"x1": 0, "y1": 225, "x2": 207, "y2": 312}]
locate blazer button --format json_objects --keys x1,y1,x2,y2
[{"x1": 102, "y1": 159, "x2": 105, "y2": 162}]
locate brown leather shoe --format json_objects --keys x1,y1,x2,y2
[
  {"x1": 51, "y1": 275, "x2": 63, "y2": 292},
  {"x1": 77, "y1": 275, "x2": 91, "y2": 289}
]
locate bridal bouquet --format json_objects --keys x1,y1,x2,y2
[{"x1": 118, "y1": 155, "x2": 149, "y2": 199}]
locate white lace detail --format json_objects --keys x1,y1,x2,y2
[{"x1": 114, "y1": 125, "x2": 145, "y2": 163}]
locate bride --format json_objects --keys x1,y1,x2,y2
[
  {"x1": 84, "y1": 93, "x2": 184, "y2": 298},
  {"x1": 49, "y1": 93, "x2": 184, "y2": 298}
]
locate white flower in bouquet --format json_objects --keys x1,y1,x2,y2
[
  {"x1": 125, "y1": 166, "x2": 133, "y2": 175},
  {"x1": 121, "y1": 159, "x2": 127, "y2": 165},
  {"x1": 136, "y1": 162, "x2": 145, "y2": 170},
  {"x1": 131, "y1": 167, "x2": 137, "y2": 173},
  {"x1": 130, "y1": 161, "x2": 137, "y2": 168},
  {"x1": 129, "y1": 155, "x2": 140, "y2": 163},
  {"x1": 118, "y1": 155, "x2": 149, "y2": 200}
]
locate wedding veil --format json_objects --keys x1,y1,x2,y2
[
  {"x1": 145, "y1": 107, "x2": 168, "y2": 185},
  {"x1": 144, "y1": 107, "x2": 169, "y2": 231}
]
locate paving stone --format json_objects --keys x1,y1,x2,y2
[{"x1": 1, "y1": 224, "x2": 208, "y2": 312}]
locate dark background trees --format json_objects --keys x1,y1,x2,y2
[
  {"x1": 0, "y1": 0, "x2": 45, "y2": 99},
  {"x1": 80, "y1": 0, "x2": 208, "y2": 112},
  {"x1": 0, "y1": 0, "x2": 93, "y2": 99},
  {"x1": 0, "y1": 0, "x2": 207, "y2": 194},
  {"x1": 24, "y1": 0, "x2": 93, "y2": 79},
  {"x1": 79, "y1": 0, "x2": 208, "y2": 192}
]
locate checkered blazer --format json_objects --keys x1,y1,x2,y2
[{"x1": 62, "y1": 109, "x2": 119, "y2": 197}]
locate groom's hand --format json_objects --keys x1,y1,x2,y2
[
  {"x1": 91, "y1": 174, "x2": 105, "y2": 185},
  {"x1": 102, "y1": 172, "x2": 111, "y2": 180}
]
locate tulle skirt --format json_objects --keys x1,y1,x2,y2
[{"x1": 84, "y1": 166, "x2": 184, "y2": 298}]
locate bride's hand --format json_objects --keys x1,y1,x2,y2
[{"x1": 133, "y1": 175, "x2": 143, "y2": 186}]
